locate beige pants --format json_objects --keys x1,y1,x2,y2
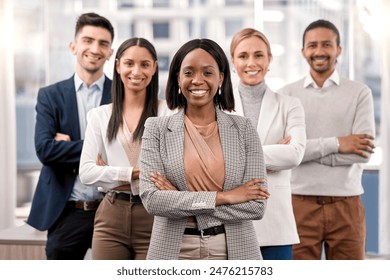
[
  {"x1": 92, "y1": 195, "x2": 153, "y2": 260},
  {"x1": 179, "y1": 221, "x2": 228, "y2": 260}
]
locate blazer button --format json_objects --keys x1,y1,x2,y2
[{"x1": 73, "y1": 169, "x2": 77, "y2": 174}]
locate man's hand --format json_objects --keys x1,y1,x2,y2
[
  {"x1": 338, "y1": 134, "x2": 375, "y2": 158},
  {"x1": 55, "y1": 132, "x2": 71, "y2": 141}
]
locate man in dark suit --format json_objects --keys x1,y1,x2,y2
[{"x1": 27, "y1": 12, "x2": 114, "y2": 260}]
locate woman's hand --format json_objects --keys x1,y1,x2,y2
[
  {"x1": 132, "y1": 167, "x2": 140, "y2": 180},
  {"x1": 267, "y1": 136, "x2": 292, "y2": 174},
  {"x1": 278, "y1": 135, "x2": 291, "y2": 145},
  {"x1": 216, "y1": 178, "x2": 269, "y2": 206},
  {"x1": 150, "y1": 172, "x2": 178, "y2": 191},
  {"x1": 96, "y1": 153, "x2": 107, "y2": 166},
  {"x1": 96, "y1": 154, "x2": 131, "y2": 191}
]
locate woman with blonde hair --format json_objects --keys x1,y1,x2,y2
[{"x1": 230, "y1": 28, "x2": 306, "y2": 259}]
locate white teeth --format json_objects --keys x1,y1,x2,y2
[
  {"x1": 191, "y1": 90, "x2": 207, "y2": 95},
  {"x1": 246, "y1": 71, "x2": 258, "y2": 75},
  {"x1": 131, "y1": 78, "x2": 142, "y2": 83},
  {"x1": 87, "y1": 55, "x2": 101, "y2": 61}
]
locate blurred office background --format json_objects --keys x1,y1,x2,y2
[{"x1": 1, "y1": 0, "x2": 389, "y2": 257}]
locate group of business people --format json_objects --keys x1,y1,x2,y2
[{"x1": 27, "y1": 12, "x2": 375, "y2": 260}]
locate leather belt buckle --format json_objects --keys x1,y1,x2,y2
[
  {"x1": 316, "y1": 196, "x2": 332, "y2": 205},
  {"x1": 184, "y1": 225, "x2": 225, "y2": 238},
  {"x1": 69, "y1": 200, "x2": 100, "y2": 211},
  {"x1": 83, "y1": 201, "x2": 93, "y2": 211}
]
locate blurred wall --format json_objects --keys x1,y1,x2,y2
[
  {"x1": 0, "y1": 0, "x2": 17, "y2": 230},
  {"x1": 379, "y1": 0, "x2": 390, "y2": 255}
]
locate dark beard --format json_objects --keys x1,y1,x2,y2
[
  {"x1": 312, "y1": 65, "x2": 331, "y2": 74},
  {"x1": 85, "y1": 66, "x2": 100, "y2": 75}
]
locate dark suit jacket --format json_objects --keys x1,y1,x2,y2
[{"x1": 27, "y1": 75, "x2": 112, "y2": 231}]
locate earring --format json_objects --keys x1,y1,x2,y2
[
  {"x1": 218, "y1": 86, "x2": 222, "y2": 95},
  {"x1": 178, "y1": 84, "x2": 181, "y2": 94}
]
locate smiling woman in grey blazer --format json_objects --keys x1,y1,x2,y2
[{"x1": 139, "y1": 38, "x2": 269, "y2": 260}]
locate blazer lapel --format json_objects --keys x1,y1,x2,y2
[
  {"x1": 100, "y1": 76, "x2": 112, "y2": 105},
  {"x1": 166, "y1": 110, "x2": 188, "y2": 191},
  {"x1": 216, "y1": 109, "x2": 238, "y2": 191},
  {"x1": 63, "y1": 76, "x2": 81, "y2": 140},
  {"x1": 257, "y1": 87, "x2": 278, "y2": 144}
]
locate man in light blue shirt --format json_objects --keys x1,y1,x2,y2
[
  {"x1": 27, "y1": 13, "x2": 114, "y2": 259},
  {"x1": 70, "y1": 73, "x2": 105, "y2": 202}
]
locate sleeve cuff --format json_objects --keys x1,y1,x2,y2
[
  {"x1": 322, "y1": 137, "x2": 339, "y2": 155},
  {"x1": 118, "y1": 167, "x2": 132, "y2": 182}
]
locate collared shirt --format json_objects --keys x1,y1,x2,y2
[
  {"x1": 303, "y1": 70, "x2": 340, "y2": 89},
  {"x1": 69, "y1": 73, "x2": 105, "y2": 202},
  {"x1": 74, "y1": 74, "x2": 105, "y2": 139}
]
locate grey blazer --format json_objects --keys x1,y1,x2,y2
[{"x1": 139, "y1": 108, "x2": 267, "y2": 260}]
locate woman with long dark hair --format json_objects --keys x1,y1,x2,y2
[{"x1": 80, "y1": 37, "x2": 173, "y2": 259}]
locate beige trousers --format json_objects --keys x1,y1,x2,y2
[
  {"x1": 92, "y1": 195, "x2": 153, "y2": 260},
  {"x1": 179, "y1": 221, "x2": 228, "y2": 260}
]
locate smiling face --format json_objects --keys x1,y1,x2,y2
[
  {"x1": 231, "y1": 36, "x2": 271, "y2": 86},
  {"x1": 178, "y1": 48, "x2": 224, "y2": 110},
  {"x1": 302, "y1": 27, "x2": 341, "y2": 77},
  {"x1": 115, "y1": 45, "x2": 157, "y2": 94},
  {"x1": 69, "y1": 25, "x2": 113, "y2": 76}
]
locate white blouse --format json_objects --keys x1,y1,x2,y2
[{"x1": 79, "y1": 100, "x2": 173, "y2": 192}]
